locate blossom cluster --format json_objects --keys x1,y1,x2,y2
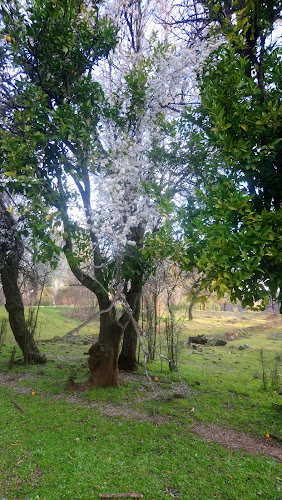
[{"x1": 87, "y1": 25, "x2": 220, "y2": 247}]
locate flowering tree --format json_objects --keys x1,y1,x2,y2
[{"x1": 0, "y1": 0, "x2": 215, "y2": 385}]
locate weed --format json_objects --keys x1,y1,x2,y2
[
  {"x1": 260, "y1": 348, "x2": 268, "y2": 390},
  {"x1": 271, "y1": 355, "x2": 281, "y2": 392},
  {"x1": 0, "y1": 317, "x2": 7, "y2": 354}
]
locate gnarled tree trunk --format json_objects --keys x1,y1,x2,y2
[
  {"x1": 1, "y1": 264, "x2": 46, "y2": 364},
  {"x1": 88, "y1": 295, "x2": 123, "y2": 387},
  {"x1": 60, "y1": 186, "x2": 146, "y2": 386},
  {"x1": 0, "y1": 198, "x2": 46, "y2": 364}
]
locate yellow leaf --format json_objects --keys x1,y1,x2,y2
[
  {"x1": 240, "y1": 124, "x2": 247, "y2": 131},
  {"x1": 236, "y1": 6, "x2": 247, "y2": 16},
  {"x1": 6, "y1": 205, "x2": 14, "y2": 214}
]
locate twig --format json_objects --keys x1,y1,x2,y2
[
  {"x1": 99, "y1": 494, "x2": 143, "y2": 499},
  {"x1": 64, "y1": 282, "x2": 125, "y2": 338},
  {"x1": 64, "y1": 309, "x2": 100, "y2": 337},
  {"x1": 11, "y1": 400, "x2": 25, "y2": 414}
]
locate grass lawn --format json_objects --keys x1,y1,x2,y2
[
  {"x1": 0, "y1": 306, "x2": 99, "y2": 342},
  {"x1": 0, "y1": 308, "x2": 281, "y2": 499}
]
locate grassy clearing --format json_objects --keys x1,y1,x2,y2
[
  {"x1": 0, "y1": 306, "x2": 99, "y2": 342},
  {"x1": 0, "y1": 309, "x2": 281, "y2": 499},
  {"x1": 177, "y1": 309, "x2": 279, "y2": 336},
  {"x1": 0, "y1": 386, "x2": 281, "y2": 500}
]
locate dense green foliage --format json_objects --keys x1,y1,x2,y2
[
  {"x1": 146, "y1": 0, "x2": 282, "y2": 309},
  {"x1": 193, "y1": 1, "x2": 282, "y2": 305},
  {"x1": 0, "y1": 0, "x2": 117, "y2": 265}
]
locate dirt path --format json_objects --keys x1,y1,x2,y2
[
  {"x1": 192, "y1": 422, "x2": 282, "y2": 463},
  {"x1": 1, "y1": 372, "x2": 281, "y2": 463}
]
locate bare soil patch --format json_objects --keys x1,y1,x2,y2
[{"x1": 193, "y1": 422, "x2": 282, "y2": 462}]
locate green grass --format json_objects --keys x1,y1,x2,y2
[
  {"x1": 0, "y1": 309, "x2": 281, "y2": 499},
  {"x1": 0, "y1": 387, "x2": 281, "y2": 500},
  {"x1": 176, "y1": 309, "x2": 282, "y2": 339},
  {"x1": 0, "y1": 305, "x2": 99, "y2": 342}
]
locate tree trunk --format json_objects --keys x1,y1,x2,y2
[
  {"x1": 88, "y1": 296, "x2": 122, "y2": 387},
  {"x1": 118, "y1": 283, "x2": 142, "y2": 371},
  {"x1": 1, "y1": 264, "x2": 46, "y2": 364},
  {"x1": 189, "y1": 285, "x2": 202, "y2": 321},
  {"x1": 118, "y1": 321, "x2": 138, "y2": 371},
  {"x1": 188, "y1": 295, "x2": 196, "y2": 321},
  {"x1": 0, "y1": 198, "x2": 46, "y2": 364}
]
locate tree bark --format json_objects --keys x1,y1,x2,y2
[
  {"x1": 59, "y1": 184, "x2": 145, "y2": 383},
  {"x1": 118, "y1": 282, "x2": 142, "y2": 371},
  {"x1": 188, "y1": 295, "x2": 195, "y2": 321},
  {"x1": 88, "y1": 295, "x2": 122, "y2": 387},
  {"x1": 0, "y1": 200, "x2": 46, "y2": 364},
  {"x1": 1, "y1": 265, "x2": 46, "y2": 364}
]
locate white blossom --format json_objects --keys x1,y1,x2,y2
[{"x1": 87, "y1": 17, "x2": 220, "y2": 247}]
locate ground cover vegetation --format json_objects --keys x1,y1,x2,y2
[{"x1": 0, "y1": 307, "x2": 281, "y2": 499}]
